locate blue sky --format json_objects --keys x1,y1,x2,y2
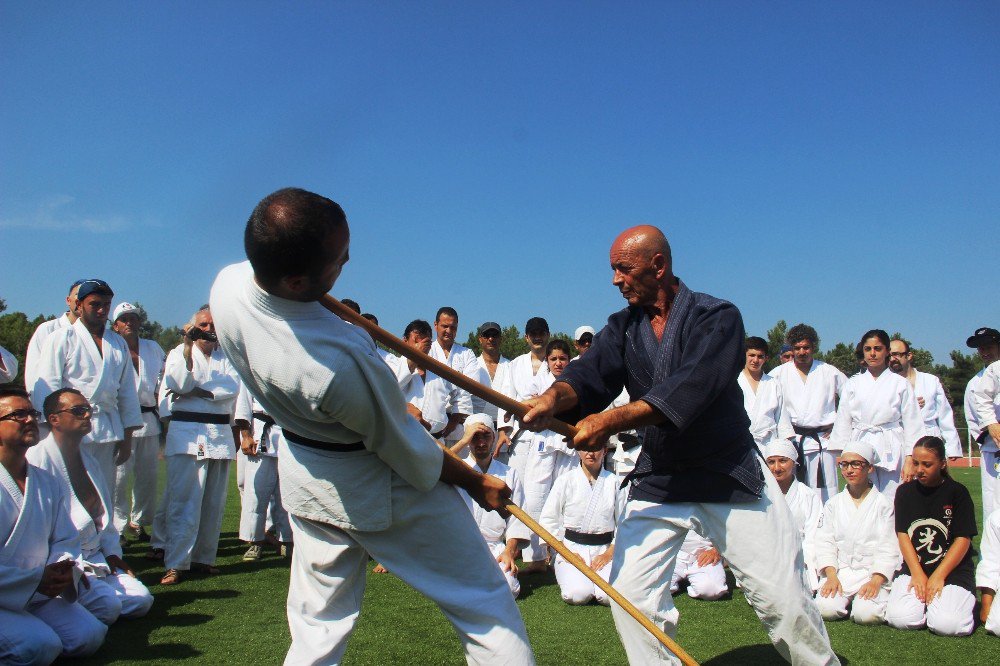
[{"x1": 2, "y1": 2, "x2": 998, "y2": 363}]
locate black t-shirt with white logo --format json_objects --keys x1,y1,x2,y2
[{"x1": 894, "y1": 477, "x2": 977, "y2": 592}]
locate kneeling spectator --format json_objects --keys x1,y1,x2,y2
[
  {"x1": 670, "y1": 531, "x2": 728, "y2": 600},
  {"x1": 764, "y1": 441, "x2": 822, "y2": 589},
  {"x1": 452, "y1": 414, "x2": 528, "y2": 597},
  {"x1": 539, "y1": 444, "x2": 620, "y2": 605},
  {"x1": 29, "y1": 389, "x2": 153, "y2": 623},
  {"x1": 887, "y1": 436, "x2": 976, "y2": 636},
  {"x1": 814, "y1": 442, "x2": 899, "y2": 624}
]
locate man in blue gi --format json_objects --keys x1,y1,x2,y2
[{"x1": 521, "y1": 225, "x2": 838, "y2": 665}]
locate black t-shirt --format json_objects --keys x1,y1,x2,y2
[{"x1": 894, "y1": 477, "x2": 978, "y2": 592}]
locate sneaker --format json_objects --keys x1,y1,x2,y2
[{"x1": 243, "y1": 544, "x2": 263, "y2": 561}]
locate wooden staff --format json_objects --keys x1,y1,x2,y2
[{"x1": 319, "y1": 295, "x2": 700, "y2": 666}]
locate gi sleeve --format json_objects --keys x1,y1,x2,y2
[
  {"x1": 871, "y1": 500, "x2": 902, "y2": 580},
  {"x1": 813, "y1": 501, "x2": 839, "y2": 572},
  {"x1": 504, "y1": 468, "x2": 530, "y2": 542},
  {"x1": 234, "y1": 382, "x2": 253, "y2": 424},
  {"x1": 557, "y1": 315, "x2": 629, "y2": 419},
  {"x1": 115, "y1": 348, "x2": 144, "y2": 431},
  {"x1": 163, "y1": 346, "x2": 196, "y2": 394},
  {"x1": 201, "y1": 357, "x2": 241, "y2": 401},
  {"x1": 973, "y1": 361, "x2": 1000, "y2": 430},
  {"x1": 899, "y1": 381, "x2": 924, "y2": 457},
  {"x1": 30, "y1": 329, "x2": 68, "y2": 413},
  {"x1": 931, "y1": 376, "x2": 963, "y2": 457},
  {"x1": 774, "y1": 379, "x2": 796, "y2": 442},
  {"x1": 538, "y1": 474, "x2": 567, "y2": 540},
  {"x1": 319, "y1": 348, "x2": 443, "y2": 493},
  {"x1": 828, "y1": 381, "x2": 856, "y2": 452}
]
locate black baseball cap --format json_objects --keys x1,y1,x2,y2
[
  {"x1": 525, "y1": 317, "x2": 549, "y2": 334},
  {"x1": 477, "y1": 322, "x2": 501, "y2": 336},
  {"x1": 967, "y1": 327, "x2": 1000, "y2": 348}
]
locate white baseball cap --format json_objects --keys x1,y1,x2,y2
[
  {"x1": 574, "y1": 325, "x2": 596, "y2": 341},
  {"x1": 113, "y1": 302, "x2": 140, "y2": 322}
]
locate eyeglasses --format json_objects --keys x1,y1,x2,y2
[
  {"x1": 889, "y1": 351, "x2": 909, "y2": 358},
  {"x1": 838, "y1": 460, "x2": 868, "y2": 470},
  {"x1": 50, "y1": 405, "x2": 93, "y2": 418},
  {"x1": 0, "y1": 409, "x2": 42, "y2": 423}
]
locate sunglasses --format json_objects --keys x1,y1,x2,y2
[
  {"x1": 50, "y1": 405, "x2": 93, "y2": 418},
  {"x1": 0, "y1": 409, "x2": 42, "y2": 423}
]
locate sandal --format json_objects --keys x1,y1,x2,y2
[{"x1": 160, "y1": 569, "x2": 182, "y2": 585}]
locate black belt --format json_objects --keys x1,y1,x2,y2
[
  {"x1": 564, "y1": 529, "x2": 613, "y2": 546},
  {"x1": 619, "y1": 432, "x2": 642, "y2": 452},
  {"x1": 253, "y1": 411, "x2": 276, "y2": 449},
  {"x1": 140, "y1": 405, "x2": 159, "y2": 419},
  {"x1": 792, "y1": 424, "x2": 834, "y2": 486},
  {"x1": 283, "y1": 429, "x2": 365, "y2": 452},
  {"x1": 172, "y1": 410, "x2": 229, "y2": 425}
]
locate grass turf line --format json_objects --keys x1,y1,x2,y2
[{"x1": 76, "y1": 467, "x2": 993, "y2": 665}]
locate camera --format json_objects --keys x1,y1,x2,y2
[{"x1": 187, "y1": 327, "x2": 218, "y2": 343}]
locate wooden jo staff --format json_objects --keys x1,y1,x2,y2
[{"x1": 320, "y1": 295, "x2": 700, "y2": 666}]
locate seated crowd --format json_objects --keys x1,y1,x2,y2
[{"x1": 0, "y1": 280, "x2": 998, "y2": 663}]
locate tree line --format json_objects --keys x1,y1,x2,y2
[{"x1": 0, "y1": 300, "x2": 985, "y2": 445}]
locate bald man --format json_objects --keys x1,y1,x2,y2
[{"x1": 522, "y1": 225, "x2": 837, "y2": 665}]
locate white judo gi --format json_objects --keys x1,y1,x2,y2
[
  {"x1": 429, "y1": 340, "x2": 480, "y2": 441},
  {"x1": 971, "y1": 360, "x2": 1000, "y2": 517},
  {"x1": 0, "y1": 344, "x2": 18, "y2": 384},
  {"x1": 23, "y1": 314, "x2": 72, "y2": 398},
  {"x1": 457, "y1": 455, "x2": 529, "y2": 597},
  {"x1": 783, "y1": 478, "x2": 823, "y2": 590},
  {"x1": 32, "y1": 319, "x2": 143, "y2": 497},
  {"x1": 27, "y1": 436, "x2": 153, "y2": 623},
  {"x1": 829, "y1": 371, "x2": 923, "y2": 503},
  {"x1": 0, "y1": 462, "x2": 106, "y2": 663},
  {"x1": 539, "y1": 466, "x2": 620, "y2": 605},
  {"x1": 668, "y1": 530, "x2": 728, "y2": 601},
  {"x1": 770, "y1": 360, "x2": 847, "y2": 503},
  {"x1": 210, "y1": 261, "x2": 533, "y2": 666},
  {"x1": 235, "y1": 383, "x2": 292, "y2": 544},
  {"x1": 475, "y1": 353, "x2": 511, "y2": 424},
  {"x1": 910, "y1": 371, "x2": 962, "y2": 458},
  {"x1": 113, "y1": 338, "x2": 165, "y2": 532},
  {"x1": 160, "y1": 343, "x2": 239, "y2": 571},
  {"x1": 496, "y1": 352, "x2": 550, "y2": 469},
  {"x1": 396, "y1": 361, "x2": 471, "y2": 437},
  {"x1": 813, "y1": 487, "x2": 900, "y2": 624},
  {"x1": 737, "y1": 371, "x2": 795, "y2": 451},
  {"x1": 977, "y1": 510, "x2": 1000, "y2": 636}
]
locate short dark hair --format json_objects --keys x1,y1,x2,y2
[
  {"x1": 0, "y1": 387, "x2": 29, "y2": 401},
  {"x1": 786, "y1": 324, "x2": 818, "y2": 348},
  {"x1": 525, "y1": 317, "x2": 549, "y2": 334},
  {"x1": 545, "y1": 339, "x2": 571, "y2": 357},
  {"x1": 435, "y1": 307, "x2": 458, "y2": 323},
  {"x1": 745, "y1": 336, "x2": 769, "y2": 354},
  {"x1": 404, "y1": 319, "x2": 432, "y2": 339},
  {"x1": 859, "y1": 329, "x2": 890, "y2": 349},
  {"x1": 361, "y1": 313, "x2": 378, "y2": 326},
  {"x1": 342, "y1": 299, "x2": 361, "y2": 314},
  {"x1": 43, "y1": 388, "x2": 84, "y2": 419},
  {"x1": 244, "y1": 188, "x2": 347, "y2": 288}
]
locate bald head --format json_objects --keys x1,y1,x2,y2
[
  {"x1": 610, "y1": 225, "x2": 675, "y2": 309},
  {"x1": 612, "y1": 225, "x2": 671, "y2": 266}
]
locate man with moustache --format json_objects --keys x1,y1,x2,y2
[
  {"x1": 888, "y1": 338, "x2": 961, "y2": 459},
  {"x1": 474, "y1": 322, "x2": 511, "y2": 428}
]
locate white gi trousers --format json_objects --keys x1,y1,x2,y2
[
  {"x1": 78, "y1": 571, "x2": 154, "y2": 622},
  {"x1": 986, "y1": 600, "x2": 1000, "y2": 636},
  {"x1": 163, "y1": 455, "x2": 231, "y2": 570},
  {"x1": 284, "y1": 481, "x2": 534, "y2": 666},
  {"x1": 885, "y1": 575, "x2": 975, "y2": 636},
  {"x1": 82, "y1": 440, "x2": 118, "y2": 502},
  {"x1": 983, "y1": 450, "x2": 999, "y2": 517},
  {"x1": 503, "y1": 433, "x2": 542, "y2": 561},
  {"x1": 813, "y1": 568, "x2": 889, "y2": 624},
  {"x1": 485, "y1": 541, "x2": 521, "y2": 598},
  {"x1": 0, "y1": 607, "x2": 64, "y2": 666},
  {"x1": 239, "y1": 455, "x2": 291, "y2": 543},
  {"x1": 870, "y1": 461, "x2": 903, "y2": 505},
  {"x1": 553, "y1": 543, "x2": 612, "y2": 606},
  {"x1": 669, "y1": 554, "x2": 728, "y2": 601},
  {"x1": 609, "y1": 459, "x2": 838, "y2": 666},
  {"x1": 113, "y1": 434, "x2": 160, "y2": 530},
  {"x1": 802, "y1": 449, "x2": 839, "y2": 504},
  {"x1": 25, "y1": 597, "x2": 107, "y2": 659}
]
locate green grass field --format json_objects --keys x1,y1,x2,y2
[{"x1": 76, "y1": 467, "x2": 994, "y2": 665}]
